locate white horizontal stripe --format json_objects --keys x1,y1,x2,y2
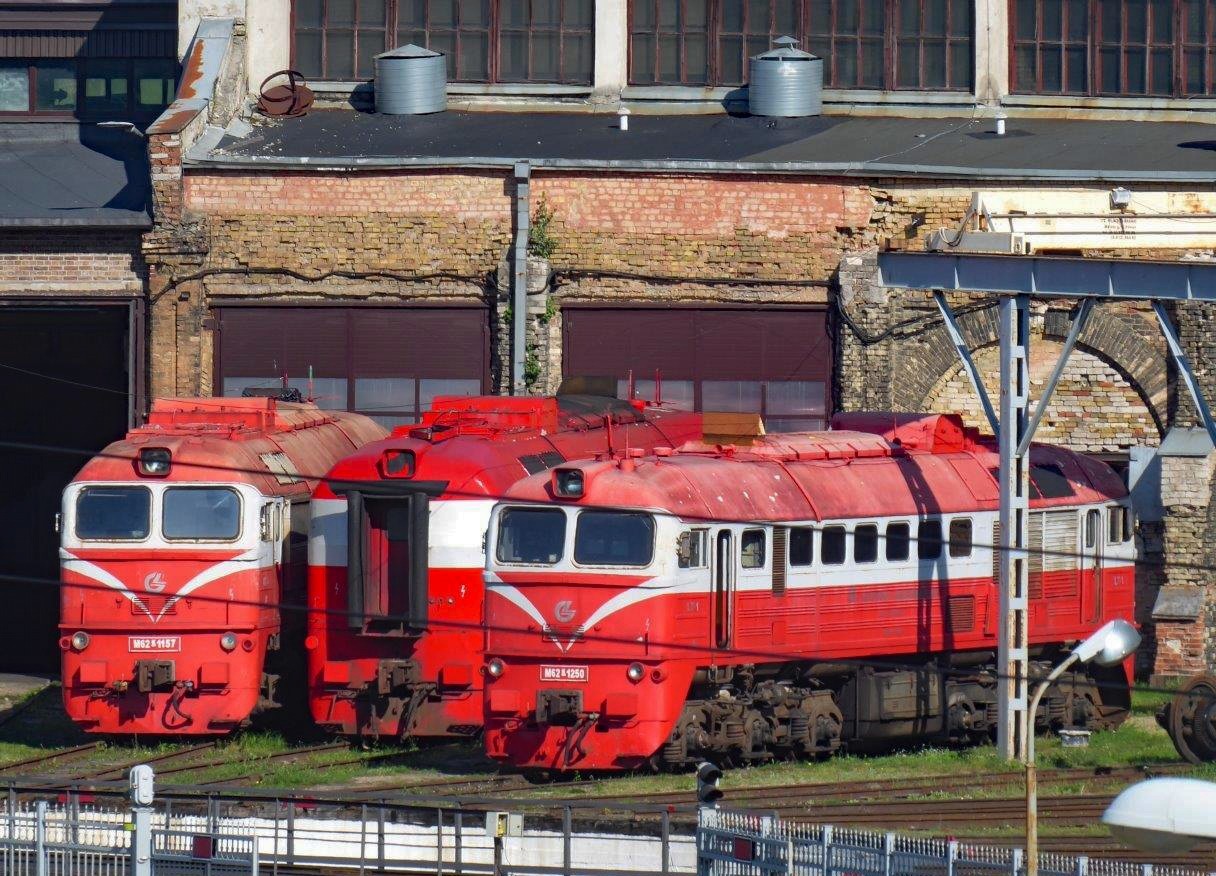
[{"x1": 308, "y1": 498, "x2": 495, "y2": 570}]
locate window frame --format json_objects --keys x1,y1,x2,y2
[
  {"x1": 948, "y1": 517, "x2": 972, "y2": 558},
  {"x1": 788, "y1": 525, "x2": 814, "y2": 567},
  {"x1": 161, "y1": 486, "x2": 244, "y2": 544},
  {"x1": 821, "y1": 524, "x2": 846, "y2": 565},
  {"x1": 0, "y1": 58, "x2": 177, "y2": 120},
  {"x1": 293, "y1": 0, "x2": 595, "y2": 84},
  {"x1": 853, "y1": 522, "x2": 879, "y2": 564},
  {"x1": 573, "y1": 509, "x2": 656, "y2": 568},
  {"x1": 495, "y1": 506, "x2": 568, "y2": 566},
  {"x1": 627, "y1": 0, "x2": 974, "y2": 91},
  {"x1": 740, "y1": 527, "x2": 767, "y2": 570},
  {"x1": 678, "y1": 527, "x2": 710, "y2": 568},
  {"x1": 885, "y1": 520, "x2": 911, "y2": 562},
  {"x1": 74, "y1": 485, "x2": 153, "y2": 543},
  {"x1": 917, "y1": 518, "x2": 943, "y2": 560}
]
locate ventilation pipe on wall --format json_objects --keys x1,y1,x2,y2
[{"x1": 512, "y1": 161, "x2": 531, "y2": 395}]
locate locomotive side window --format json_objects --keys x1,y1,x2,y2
[
  {"x1": 1108, "y1": 506, "x2": 1131, "y2": 544},
  {"x1": 75, "y1": 486, "x2": 150, "y2": 540},
  {"x1": 789, "y1": 527, "x2": 813, "y2": 566},
  {"x1": 575, "y1": 510, "x2": 654, "y2": 566},
  {"x1": 854, "y1": 524, "x2": 878, "y2": 564},
  {"x1": 918, "y1": 520, "x2": 943, "y2": 560},
  {"x1": 821, "y1": 526, "x2": 846, "y2": 565},
  {"x1": 163, "y1": 488, "x2": 241, "y2": 541},
  {"x1": 948, "y1": 519, "x2": 972, "y2": 558},
  {"x1": 1085, "y1": 509, "x2": 1099, "y2": 549},
  {"x1": 497, "y1": 508, "x2": 566, "y2": 565},
  {"x1": 677, "y1": 529, "x2": 708, "y2": 569},
  {"x1": 740, "y1": 529, "x2": 766, "y2": 569},
  {"x1": 886, "y1": 522, "x2": 910, "y2": 561}
]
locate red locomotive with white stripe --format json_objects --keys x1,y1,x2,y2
[
  {"x1": 306, "y1": 392, "x2": 701, "y2": 740},
  {"x1": 482, "y1": 413, "x2": 1137, "y2": 773},
  {"x1": 59, "y1": 397, "x2": 385, "y2": 735}
]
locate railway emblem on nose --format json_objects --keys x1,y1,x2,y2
[
  {"x1": 143, "y1": 571, "x2": 167, "y2": 594},
  {"x1": 554, "y1": 600, "x2": 576, "y2": 624}
]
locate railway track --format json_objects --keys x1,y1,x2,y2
[{"x1": 0, "y1": 743, "x2": 102, "y2": 776}]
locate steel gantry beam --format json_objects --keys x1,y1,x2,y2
[{"x1": 876, "y1": 251, "x2": 1216, "y2": 762}]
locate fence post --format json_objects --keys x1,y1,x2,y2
[
  {"x1": 286, "y1": 800, "x2": 295, "y2": 866},
  {"x1": 884, "y1": 832, "x2": 895, "y2": 876},
  {"x1": 822, "y1": 824, "x2": 833, "y2": 876},
  {"x1": 1012, "y1": 848, "x2": 1024, "y2": 876},
  {"x1": 1076, "y1": 855, "x2": 1088, "y2": 876},
  {"x1": 1141, "y1": 866, "x2": 1153, "y2": 876},
  {"x1": 437, "y1": 806, "x2": 445, "y2": 876},
  {"x1": 947, "y1": 840, "x2": 958, "y2": 876},
  {"x1": 563, "y1": 806, "x2": 572, "y2": 876},
  {"x1": 661, "y1": 809, "x2": 671, "y2": 876},
  {"x1": 34, "y1": 799, "x2": 46, "y2": 876},
  {"x1": 455, "y1": 810, "x2": 463, "y2": 876},
  {"x1": 359, "y1": 804, "x2": 367, "y2": 876},
  {"x1": 272, "y1": 800, "x2": 280, "y2": 876},
  {"x1": 378, "y1": 803, "x2": 386, "y2": 872}
]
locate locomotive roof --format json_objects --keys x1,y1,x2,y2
[
  {"x1": 316, "y1": 394, "x2": 702, "y2": 501},
  {"x1": 72, "y1": 397, "x2": 386, "y2": 497},
  {"x1": 499, "y1": 413, "x2": 1128, "y2": 521}
]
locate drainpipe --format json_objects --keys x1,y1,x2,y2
[{"x1": 511, "y1": 161, "x2": 531, "y2": 395}]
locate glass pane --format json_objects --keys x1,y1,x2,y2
[
  {"x1": 400, "y1": 0, "x2": 426, "y2": 28},
  {"x1": 740, "y1": 529, "x2": 765, "y2": 568},
  {"x1": 948, "y1": 518, "x2": 972, "y2": 557},
  {"x1": 358, "y1": 29, "x2": 386, "y2": 77},
  {"x1": 576, "y1": 511, "x2": 655, "y2": 566},
  {"x1": 686, "y1": 0, "x2": 709, "y2": 27},
  {"x1": 134, "y1": 60, "x2": 177, "y2": 109},
  {"x1": 564, "y1": 31, "x2": 593, "y2": 81},
  {"x1": 775, "y1": 0, "x2": 799, "y2": 34},
  {"x1": 297, "y1": 0, "x2": 324, "y2": 27},
  {"x1": 330, "y1": 0, "x2": 356, "y2": 26},
  {"x1": 1015, "y1": 44, "x2": 1037, "y2": 91},
  {"x1": 632, "y1": 0, "x2": 656, "y2": 28},
  {"x1": 1044, "y1": 0, "x2": 1062, "y2": 39},
  {"x1": 76, "y1": 487, "x2": 150, "y2": 540},
  {"x1": 501, "y1": 31, "x2": 530, "y2": 78},
  {"x1": 359, "y1": 0, "x2": 386, "y2": 25},
  {"x1": 222, "y1": 376, "x2": 280, "y2": 397},
  {"x1": 533, "y1": 31, "x2": 560, "y2": 79},
  {"x1": 720, "y1": 35, "x2": 745, "y2": 83},
  {"x1": 164, "y1": 488, "x2": 241, "y2": 541},
  {"x1": 1099, "y1": 45, "x2": 1120, "y2": 90},
  {"x1": 765, "y1": 381, "x2": 825, "y2": 417},
  {"x1": 83, "y1": 60, "x2": 129, "y2": 116},
  {"x1": 1043, "y1": 45, "x2": 1063, "y2": 89},
  {"x1": 862, "y1": 0, "x2": 885, "y2": 34},
  {"x1": 1125, "y1": 47, "x2": 1147, "y2": 91},
  {"x1": 619, "y1": 378, "x2": 695, "y2": 410},
  {"x1": 808, "y1": 0, "x2": 831, "y2": 30},
  {"x1": 839, "y1": 0, "x2": 859, "y2": 32},
  {"x1": 1186, "y1": 0, "x2": 1205, "y2": 39},
  {"x1": 899, "y1": 0, "x2": 920, "y2": 34},
  {"x1": 722, "y1": 0, "x2": 745, "y2": 30},
  {"x1": 1067, "y1": 0, "x2": 1089, "y2": 39},
  {"x1": 296, "y1": 31, "x2": 324, "y2": 77},
  {"x1": 886, "y1": 522, "x2": 910, "y2": 561},
  {"x1": 949, "y1": 0, "x2": 971, "y2": 35},
  {"x1": 923, "y1": 40, "x2": 947, "y2": 87},
  {"x1": 949, "y1": 39, "x2": 971, "y2": 87},
  {"x1": 659, "y1": 0, "x2": 679, "y2": 27},
  {"x1": 837, "y1": 42, "x2": 858, "y2": 83},
  {"x1": 854, "y1": 524, "x2": 878, "y2": 563},
  {"x1": 789, "y1": 527, "x2": 813, "y2": 566},
  {"x1": 924, "y1": 0, "x2": 947, "y2": 35},
  {"x1": 631, "y1": 33, "x2": 657, "y2": 81},
  {"x1": 685, "y1": 33, "x2": 709, "y2": 82},
  {"x1": 1150, "y1": 47, "x2": 1172, "y2": 93},
  {"x1": 1185, "y1": 46, "x2": 1204, "y2": 92},
  {"x1": 0, "y1": 65, "x2": 30, "y2": 111},
  {"x1": 821, "y1": 526, "x2": 846, "y2": 564},
  {"x1": 355, "y1": 377, "x2": 415, "y2": 411},
  {"x1": 497, "y1": 507, "x2": 565, "y2": 564},
  {"x1": 328, "y1": 32, "x2": 356, "y2": 78},
  {"x1": 566, "y1": 0, "x2": 594, "y2": 27},
  {"x1": 764, "y1": 416, "x2": 825, "y2": 432},
  {"x1": 501, "y1": 0, "x2": 528, "y2": 24},
  {"x1": 658, "y1": 33, "x2": 680, "y2": 80},
  {"x1": 34, "y1": 62, "x2": 76, "y2": 111},
  {"x1": 1126, "y1": 0, "x2": 1147, "y2": 40},
  {"x1": 702, "y1": 381, "x2": 762, "y2": 412},
  {"x1": 460, "y1": 0, "x2": 489, "y2": 24},
  {"x1": 535, "y1": 0, "x2": 560, "y2": 25},
  {"x1": 860, "y1": 39, "x2": 884, "y2": 86},
  {"x1": 1100, "y1": 0, "x2": 1121, "y2": 40},
  {"x1": 419, "y1": 377, "x2": 481, "y2": 408},
  {"x1": 1066, "y1": 45, "x2": 1087, "y2": 90},
  {"x1": 431, "y1": 0, "x2": 457, "y2": 26},
  {"x1": 897, "y1": 41, "x2": 920, "y2": 85},
  {"x1": 308, "y1": 377, "x2": 349, "y2": 409},
  {"x1": 459, "y1": 30, "x2": 490, "y2": 79},
  {"x1": 1151, "y1": 0, "x2": 1172, "y2": 38},
  {"x1": 918, "y1": 520, "x2": 943, "y2": 559}
]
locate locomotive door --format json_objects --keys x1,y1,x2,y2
[
  {"x1": 712, "y1": 530, "x2": 734, "y2": 652},
  {"x1": 1080, "y1": 508, "x2": 1102, "y2": 624}
]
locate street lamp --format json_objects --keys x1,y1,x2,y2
[
  {"x1": 1102, "y1": 777, "x2": 1216, "y2": 853},
  {"x1": 1026, "y1": 618, "x2": 1141, "y2": 876}
]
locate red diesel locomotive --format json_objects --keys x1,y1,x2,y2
[
  {"x1": 482, "y1": 413, "x2": 1137, "y2": 772},
  {"x1": 306, "y1": 392, "x2": 702, "y2": 740},
  {"x1": 60, "y1": 397, "x2": 385, "y2": 734}
]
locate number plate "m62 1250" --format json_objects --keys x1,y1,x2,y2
[{"x1": 539, "y1": 665, "x2": 587, "y2": 682}]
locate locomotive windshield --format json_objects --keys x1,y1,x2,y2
[
  {"x1": 163, "y1": 487, "x2": 241, "y2": 540},
  {"x1": 575, "y1": 510, "x2": 655, "y2": 566},
  {"x1": 496, "y1": 508, "x2": 565, "y2": 565},
  {"x1": 75, "y1": 486, "x2": 151, "y2": 540}
]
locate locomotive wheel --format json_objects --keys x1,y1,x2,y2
[{"x1": 1165, "y1": 674, "x2": 1216, "y2": 764}]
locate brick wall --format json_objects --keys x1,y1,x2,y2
[{"x1": 0, "y1": 230, "x2": 144, "y2": 291}]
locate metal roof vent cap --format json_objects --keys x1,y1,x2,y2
[
  {"x1": 748, "y1": 35, "x2": 822, "y2": 118},
  {"x1": 375, "y1": 44, "x2": 447, "y2": 115}
]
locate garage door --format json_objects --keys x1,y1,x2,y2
[
  {"x1": 562, "y1": 307, "x2": 831, "y2": 432},
  {"x1": 215, "y1": 306, "x2": 488, "y2": 427}
]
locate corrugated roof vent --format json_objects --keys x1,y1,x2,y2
[
  {"x1": 748, "y1": 36, "x2": 822, "y2": 118},
  {"x1": 374, "y1": 44, "x2": 446, "y2": 115}
]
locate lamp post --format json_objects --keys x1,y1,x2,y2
[
  {"x1": 1103, "y1": 777, "x2": 1216, "y2": 852},
  {"x1": 1025, "y1": 619, "x2": 1140, "y2": 876}
]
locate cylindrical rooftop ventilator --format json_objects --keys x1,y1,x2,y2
[
  {"x1": 374, "y1": 44, "x2": 447, "y2": 115},
  {"x1": 748, "y1": 36, "x2": 823, "y2": 118}
]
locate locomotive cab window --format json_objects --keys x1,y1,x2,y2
[
  {"x1": 75, "y1": 486, "x2": 151, "y2": 541},
  {"x1": 163, "y1": 487, "x2": 242, "y2": 541},
  {"x1": 497, "y1": 507, "x2": 566, "y2": 565},
  {"x1": 948, "y1": 519, "x2": 972, "y2": 558},
  {"x1": 886, "y1": 522, "x2": 910, "y2": 561},
  {"x1": 575, "y1": 510, "x2": 654, "y2": 566},
  {"x1": 821, "y1": 525, "x2": 846, "y2": 565},
  {"x1": 1085, "y1": 509, "x2": 1100, "y2": 549},
  {"x1": 678, "y1": 528, "x2": 708, "y2": 568},
  {"x1": 740, "y1": 529, "x2": 766, "y2": 569},
  {"x1": 789, "y1": 526, "x2": 813, "y2": 566},
  {"x1": 918, "y1": 520, "x2": 943, "y2": 560},
  {"x1": 1108, "y1": 505, "x2": 1131, "y2": 544},
  {"x1": 854, "y1": 524, "x2": 878, "y2": 564}
]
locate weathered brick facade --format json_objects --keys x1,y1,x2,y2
[{"x1": 0, "y1": 230, "x2": 144, "y2": 294}]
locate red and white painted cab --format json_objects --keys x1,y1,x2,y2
[
  {"x1": 60, "y1": 397, "x2": 385, "y2": 735},
  {"x1": 482, "y1": 413, "x2": 1138, "y2": 773},
  {"x1": 306, "y1": 393, "x2": 702, "y2": 740}
]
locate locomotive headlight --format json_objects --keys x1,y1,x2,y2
[
  {"x1": 486, "y1": 658, "x2": 505, "y2": 678},
  {"x1": 553, "y1": 469, "x2": 584, "y2": 498},
  {"x1": 137, "y1": 447, "x2": 171, "y2": 477},
  {"x1": 70, "y1": 631, "x2": 90, "y2": 652},
  {"x1": 219, "y1": 632, "x2": 238, "y2": 652},
  {"x1": 382, "y1": 449, "x2": 416, "y2": 478},
  {"x1": 626, "y1": 662, "x2": 645, "y2": 683}
]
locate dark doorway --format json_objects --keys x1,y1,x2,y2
[{"x1": 0, "y1": 306, "x2": 130, "y2": 672}]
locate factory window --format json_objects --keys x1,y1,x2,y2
[
  {"x1": 741, "y1": 529, "x2": 767, "y2": 568},
  {"x1": 854, "y1": 523, "x2": 879, "y2": 563},
  {"x1": 0, "y1": 59, "x2": 176, "y2": 119},
  {"x1": 917, "y1": 519, "x2": 943, "y2": 560},
  {"x1": 628, "y1": 0, "x2": 973, "y2": 90},
  {"x1": 294, "y1": 0, "x2": 594, "y2": 83},
  {"x1": 885, "y1": 521, "x2": 910, "y2": 561},
  {"x1": 948, "y1": 518, "x2": 972, "y2": 558},
  {"x1": 789, "y1": 526, "x2": 814, "y2": 566},
  {"x1": 821, "y1": 525, "x2": 846, "y2": 565},
  {"x1": 1012, "y1": 0, "x2": 1216, "y2": 96}
]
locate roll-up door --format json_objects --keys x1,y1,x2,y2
[
  {"x1": 562, "y1": 306, "x2": 831, "y2": 431},
  {"x1": 214, "y1": 306, "x2": 488, "y2": 428}
]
